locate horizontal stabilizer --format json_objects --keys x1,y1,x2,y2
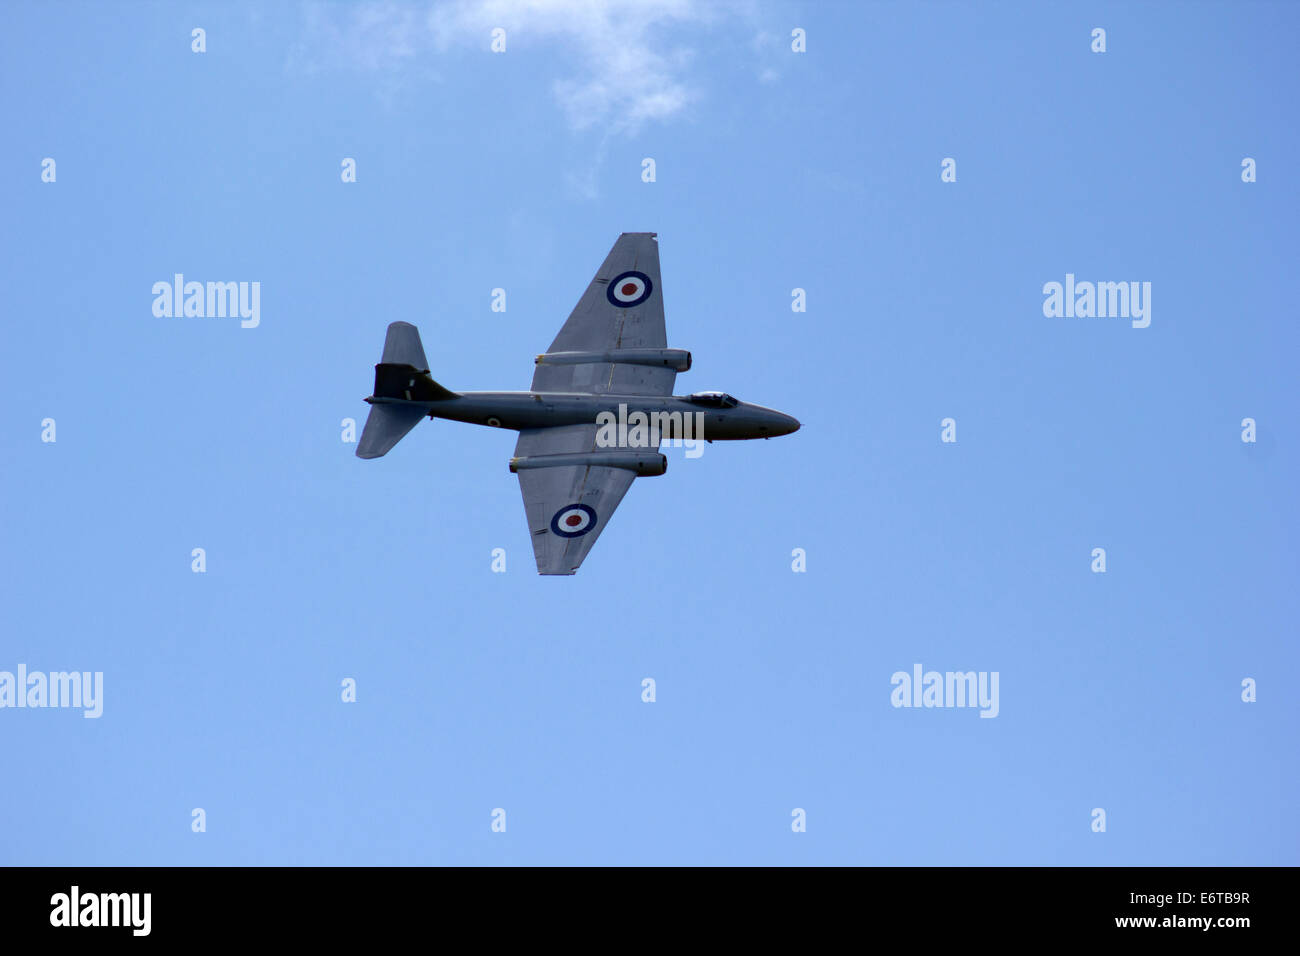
[{"x1": 356, "y1": 404, "x2": 426, "y2": 459}]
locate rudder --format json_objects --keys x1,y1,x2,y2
[{"x1": 381, "y1": 321, "x2": 428, "y2": 368}]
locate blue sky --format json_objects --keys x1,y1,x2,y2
[{"x1": 1, "y1": 0, "x2": 1296, "y2": 865}]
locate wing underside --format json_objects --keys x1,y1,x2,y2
[
  {"x1": 530, "y1": 232, "x2": 676, "y2": 397},
  {"x1": 514, "y1": 424, "x2": 636, "y2": 575}
]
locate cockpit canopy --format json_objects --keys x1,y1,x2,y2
[{"x1": 685, "y1": 391, "x2": 739, "y2": 408}]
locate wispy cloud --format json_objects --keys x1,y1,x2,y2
[
  {"x1": 288, "y1": 2, "x2": 429, "y2": 75},
  {"x1": 430, "y1": 0, "x2": 714, "y2": 134},
  {"x1": 288, "y1": 1, "x2": 762, "y2": 197},
  {"x1": 291, "y1": 0, "x2": 753, "y2": 135}
]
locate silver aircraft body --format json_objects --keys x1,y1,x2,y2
[{"x1": 356, "y1": 232, "x2": 800, "y2": 575}]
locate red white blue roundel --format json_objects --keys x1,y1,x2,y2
[
  {"x1": 606, "y1": 271, "x2": 653, "y2": 308},
  {"x1": 551, "y1": 503, "x2": 597, "y2": 537}
]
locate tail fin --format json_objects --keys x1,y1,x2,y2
[
  {"x1": 380, "y1": 320, "x2": 428, "y2": 368},
  {"x1": 356, "y1": 322, "x2": 456, "y2": 459}
]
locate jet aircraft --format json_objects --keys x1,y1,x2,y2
[{"x1": 356, "y1": 232, "x2": 800, "y2": 574}]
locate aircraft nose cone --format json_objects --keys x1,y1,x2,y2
[{"x1": 755, "y1": 408, "x2": 800, "y2": 437}]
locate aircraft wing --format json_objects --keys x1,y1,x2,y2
[
  {"x1": 514, "y1": 424, "x2": 636, "y2": 575},
  {"x1": 530, "y1": 232, "x2": 675, "y2": 397}
]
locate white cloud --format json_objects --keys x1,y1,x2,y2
[
  {"x1": 289, "y1": 0, "x2": 759, "y2": 195},
  {"x1": 294, "y1": 0, "x2": 747, "y2": 134},
  {"x1": 288, "y1": 2, "x2": 429, "y2": 75},
  {"x1": 431, "y1": 0, "x2": 714, "y2": 133}
]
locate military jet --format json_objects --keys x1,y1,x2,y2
[{"x1": 356, "y1": 232, "x2": 800, "y2": 575}]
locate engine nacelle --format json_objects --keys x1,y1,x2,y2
[
  {"x1": 535, "y1": 348, "x2": 692, "y2": 372},
  {"x1": 509, "y1": 451, "x2": 667, "y2": 477}
]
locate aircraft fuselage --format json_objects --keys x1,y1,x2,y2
[{"x1": 366, "y1": 391, "x2": 800, "y2": 441}]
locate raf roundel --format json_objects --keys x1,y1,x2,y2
[
  {"x1": 551, "y1": 503, "x2": 597, "y2": 538},
  {"x1": 606, "y1": 270, "x2": 653, "y2": 308}
]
